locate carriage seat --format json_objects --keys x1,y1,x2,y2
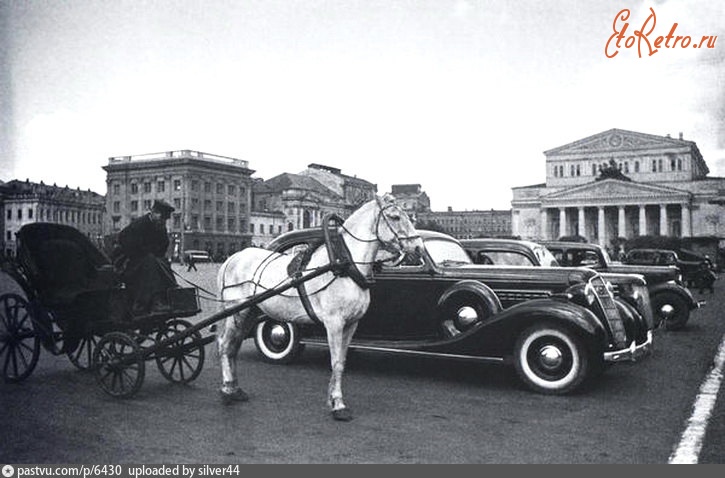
[{"x1": 33, "y1": 239, "x2": 107, "y2": 306}]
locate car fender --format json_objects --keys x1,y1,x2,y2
[
  {"x1": 437, "y1": 280, "x2": 503, "y2": 316},
  {"x1": 467, "y1": 298, "x2": 609, "y2": 357},
  {"x1": 648, "y1": 281, "x2": 697, "y2": 309}
]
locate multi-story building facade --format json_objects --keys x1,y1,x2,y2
[
  {"x1": 511, "y1": 129, "x2": 725, "y2": 245},
  {"x1": 1, "y1": 179, "x2": 105, "y2": 256},
  {"x1": 252, "y1": 164, "x2": 378, "y2": 239},
  {"x1": 390, "y1": 184, "x2": 431, "y2": 216},
  {"x1": 417, "y1": 208, "x2": 512, "y2": 239},
  {"x1": 249, "y1": 210, "x2": 287, "y2": 247},
  {"x1": 103, "y1": 150, "x2": 255, "y2": 260}
]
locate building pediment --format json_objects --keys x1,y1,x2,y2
[
  {"x1": 542, "y1": 179, "x2": 689, "y2": 205},
  {"x1": 544, "y1": 128, "x2": 690, "y2": 156}
]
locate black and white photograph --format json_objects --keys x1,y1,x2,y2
[{"x1": 1, "y1": 0, "x2": 724, "y2": 465}]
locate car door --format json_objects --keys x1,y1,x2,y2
[{"x1": 356, "y1": 252, "x2": 448, "y2": 341}]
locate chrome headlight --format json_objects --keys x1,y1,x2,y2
[{"x1": 584, "y1": 281, "x2": 597, "y2": 305}]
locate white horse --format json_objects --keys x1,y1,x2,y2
[{"x1": 215, "y1": 194, "x2": 423, "y2": 421}]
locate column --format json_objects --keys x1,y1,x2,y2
[
  {"x1": 578, "y1": 207, "x2": 586, "y2": 237},
  {"x1": 660, "y1": 204, "x2": 668, "y2": 236},
  {"x1": 682, "y1": 202, "x2": 691, "y2": 237},
  {"x1": 598, "y1": 206, "x2": 606, "y2": 246},
  {"x1": 639, "y1": 205, "x2": 646, "y2": 236},
  {"x1": 618, "y1": 206, "x2": 626, "y2": 238},
  {"x1": 540, "y1": 209, "x2": 548, "y2": 240},
  {"x1": 559, "y1": 208, "x2": 567, "y2": 239}
]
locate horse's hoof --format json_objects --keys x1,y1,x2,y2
[
  {"x1": 331, "y1": 408, "x2": 353, "y2": 422},
  {"x1": 220, "y1": 389, "x2": 249, "y2": 405}
]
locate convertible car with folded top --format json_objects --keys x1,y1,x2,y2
[{"x1": 249, "y1": 229, "x2": 653, "y2": 395}]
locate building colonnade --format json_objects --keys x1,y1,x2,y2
[{"x1": 541, "y1": 200, "x2": 692, "y2": 246}]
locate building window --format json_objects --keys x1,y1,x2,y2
[
  {"x1": 570, "y1": 164, "x2": 575, "y2": 176},
  {"x1": 6, "y1": 210, "x2": 10, "y2": 220},
  {"x1": 624, "y1": 162, "x2": 629, "y2": 173},
  {"x1": 204, "y1": 182, "x2": 211, "y2": 193},
  {"x1": 559, "y1": 165, "x2": 564, "y2": 177},
  {"x1": 191, "y1": 180, "x2": 199, "y2": 191},
  {"x1": 677, "y1": 158, "x2": 683, "y2": 171},
  {"x1": 635, "y1": 161, "x2": 640, "y2": 172},
  {"x1": 250, "y1": 223, "x2": 255, "y2": 233},
  {"x1": 113, "y1": 201, "x2": 120, "y2": 213},
  {"x1": 17, "y1": 209, "x2": 22, "y2": 220},
  {"x1": 228, "y1": 217, "x2": 235, "y2": 231},
  {"x1": 204, "y1": 200, "x2": 211, "y2": 211},
  {"x1": 658, "y1": 159, "x2": 663, "y2": 172},
  {"x1": 591, "y1": 163, "x2": 596, "y2": 176},
  {"x1": 143, "y1": 199, "x2": 152, "y2": 211},
  {"x1": 227, "y1": 202, "x2": 235, "y2": 214},
  {"x1": 670, "y1": 157, "x2": 676, "y2": 170},
  {"x1": 239, "y1": 219, "x2": 246, "y2": 233},
  {"x1": 652, "y1": 160, "x2": 657, "y2": 172},
  {"x1": 173, "y1": 198, "x2": 181, "y2": 209},
  {"x1": 173, "y1": 214, "x2": 181, "y2": 229},
  {"x1": 278, "y1": 225, "x2": 282, "y2": 234},
  {"x1": 228, "y1": 185, "x2": 236, "y2": 195},
  {"x1": 216, "y1": 183, "x2": 223, "y2": 194},
  {"x1": 191, "y1": 198, "x2": 199, "y2": 210},
  {"x1": 216, "y1": 217, "x2": 224, "y2": 231},
  {"x1": 131, "y1": 200, "x2": 139, "y2": 211},
  {"x1": 173, "y1": 180, "x2": 181, "y2": 191},
  {"x1": 28, "y1": 208, "x2": 33, "y2": 219},
  {"x1": 157, "y1": 180, "x2": 166, "y2": 193},
  {"x1": 144, "y1": 182, "x2": 152, "y2": 193},
  {"x1": 288, "y1": 222, "x2": 293, "y2": 232},
  {"x1": 6, "y1": 231, "x2": 11, "y2": 241},
  {"x1": 240, "y1": 187, "x2": 246, "y2": 197},
  {"x1": 260, "y1": 224, "x2": 265, "y2": 234},
  {"x1": 576, "y1": 164, "x2": 580, "y2": 176},
  {"x1": 553, "y1": 166, "x2": 558, "y2": 178},
  {"x1": 204, "y1": 216, "x2": 211, "y2": 229},
  {"x1": 131, "y1": 183, "x2": 138, "y2": 194},
  {"x1": 216, "y1": 201, "x2": 223, "y2": 212},
  {"x1": 113, "y1": 184, "x2": 120, "y2": 195}
]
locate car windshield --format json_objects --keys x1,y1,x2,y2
[
  {"x1": 425, "y1": 239, "x2": 472, "y2": 266},
  {"x1": 533, "y1": 245, "x2": 560, "y2": 267},
  {"x1": 599, "y1": 247, "x2": 612, "y2": 266}
]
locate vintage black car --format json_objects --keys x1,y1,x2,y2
[
  {"x1": 463, "y1": 239, "x2": 699, "y2": 331},
  {"x1": 255, "y1": 229, "x2": 653, "y2": 395},
  {"x1": 623, "y1": 248, "x2": 712, "y2": 287}
]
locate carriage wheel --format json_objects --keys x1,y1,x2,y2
[
  {"x1": 67, "y1": 334, "x2": 99, "y2": 371},
  {"x1": 0, "y1": 293, "x2": 41, "y2": 383},
  {"x1": 155, "y1": 319, "x2": 205, "y2": 384},
  {"x1": 93, "y1": 332, "x2": 145, "y2": 398}
]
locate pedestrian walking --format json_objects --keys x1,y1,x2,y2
[{"x1": 186, "y1": 253, "x2": 197, "y2": 271}]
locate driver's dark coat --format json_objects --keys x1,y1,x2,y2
[{"x1": 118, "y1": 214, "x2": 170, "y2": 260}]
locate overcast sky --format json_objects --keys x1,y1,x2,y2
[{"x1": 1, "y1": 0, "x2": 723, "y2": 210}]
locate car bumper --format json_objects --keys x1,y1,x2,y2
[{"x1": 603, "y1": 330, "x2": 653, "y2": 363}]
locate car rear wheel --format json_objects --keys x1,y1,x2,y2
[
  {"x1": 514, "y1": 323, "x2": 590, "y2": 395},
  {"x1": 254, "y1": 319, "x2": 304, "y2": 364},
  {"x1": 651, "y1": 293, "x2": 689, "y2": 331}
]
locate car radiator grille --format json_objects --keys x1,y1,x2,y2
[{"x1": 590, "y1": 276, "x2": 628, "y2": 348}]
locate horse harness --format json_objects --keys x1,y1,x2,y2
[{"x1": 286, "y1": 213, "x2": 375, "y2": 325}]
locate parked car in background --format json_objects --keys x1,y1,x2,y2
[
  {"x1": 539, "y1": 241, "x2": 701, "y2": 331},
  {"x1": 623, "y1": 248, "x2": 711, "y2": 287},
  {"x1": 258, "y1": 229, "x2": 653, "y2": 395},
  {"x1": 183, "y1": 250, "x2": 212, "y2": 263}
]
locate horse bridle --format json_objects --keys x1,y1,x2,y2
[{"x1": 373, "y1": 198, "x2": 421, "y2": 259}]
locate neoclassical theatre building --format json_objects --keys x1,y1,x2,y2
[{"x1": 511, "y1": 129, "x2": 725, "y2": 245}]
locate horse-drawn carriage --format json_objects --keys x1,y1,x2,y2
[{"x1": 0, "y1": 222, "x2": 211, "y2": 396}]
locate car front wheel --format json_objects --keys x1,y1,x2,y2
[
  {"x1": 513, "y1": 323, "x2": 590, "y2": 395},
  {"x1": 253, "y1": 319, "x2": 304, "y2": 364}
]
